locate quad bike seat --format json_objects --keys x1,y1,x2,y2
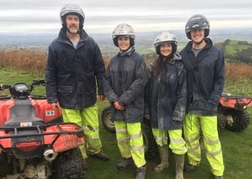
[{"x1": 4, "y1": 99, "x2": 45, "y2": 127}]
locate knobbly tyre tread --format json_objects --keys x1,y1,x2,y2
[
  {"x1": 224, "y1": 109, "x2": 250, "y2": 132},
  {"x1": 101, "y1": 106, "x2": 115, "y2": 133},
  {"x1": 55, "y1": 148, "x2": 84, "y2": 179},
  {"x1": 217, "y1": 113, "x2": 227, "y2": 132},
  {"x1": 142, "y1": 119, "x2": 158, "y2": 159}
]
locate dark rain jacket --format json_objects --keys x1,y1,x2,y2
[
  {"x1": 146, "y1": 53, "x2": 187, "y2": 130},
  {"x1": 45, "y1": 28, "x2": 105, "y2": 109},
  {"x1": 103, "y1": 47, "x2": 148, "y2": 123},
  {"x1": 180, "y1": 38, "x2": 225, "y2": 116}
]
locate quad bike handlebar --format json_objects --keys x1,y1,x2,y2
[{"x1": 0, "y1": 80, "x2": 45, "y2": 99}]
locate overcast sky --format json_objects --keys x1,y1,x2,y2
[{"x1": 1, "y1": 0, "x2": 252, "y2": 34}]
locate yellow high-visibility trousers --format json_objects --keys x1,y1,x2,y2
[
  {"x1": 152, "y1": 128, "x2": 187, "y2": 155},
  {"x1": 114, "y1": 121, "x2": 146, "y2": 168},
  {"x1": 62, "y1": 104, "x2": 102, "y2": 159},
  {"x1": 183, "y1": 114, "x2": 224, "y2": 176}
]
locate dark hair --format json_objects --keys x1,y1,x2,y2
[{"x1": 154, "y1": 53, "x2": 174, "y2": 80}]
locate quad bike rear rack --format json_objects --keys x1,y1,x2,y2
[{"x1": 220, "y1": 93, "x2": 252, "y2": 110}]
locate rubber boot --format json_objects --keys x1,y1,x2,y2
[
  {"x1": 154, "y1": 145, "x2": 169, "y2": 173},
  {"x1": 116, "y1": 157, "x2": 134, "y2": 170},
  {"x1": 135, "y1": 166, "x2": 146, "y2": 179},
  {"x1": 175, "y1": 154, "x2": 185, "y2": 179}
]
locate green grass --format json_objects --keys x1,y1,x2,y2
[
  {"x1": 224, "y1": 40, "x2": 250, "y2": 55},
  {"x1": 1, "y1": 68, "x2": 252, "y2": 179}
]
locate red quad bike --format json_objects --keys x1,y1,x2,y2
[
  {"x1": 218, "y1": 93, "x2": 252, "y2": 132},
  {"x1": 0, "y1": 80, "x2": 84, "y2": 179}
]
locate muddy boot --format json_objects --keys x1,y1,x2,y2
[
  {"x1": 184, "y1": 163, "x2": 199, "y2": 172},
  {"x1": 135, "y1": 166, "x2": 146, "y2": 179},
  {"x1": 175, "y1": 154, "x2": 185, "y2": 179},
  {"x1": 116, "y1": 157, "x2": 134, "y2": 170},
  {"x1": 90, "y1": 150, "x2": 109, "y2": 161},
  {"x1": 154, "y1": 145, "x2": 169, "y2": 173}
]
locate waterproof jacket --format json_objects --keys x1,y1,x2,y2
[
  {"x1": 180, "y1": 38, "x2": 225, "y2": 116},
  {"x1": 146, "y1": 53, "x2": 187, "y2": 130},
  {"x1": 103, "y1": 47, "x2": 148, "y2": 123},
  {"x1": 45, "y1": 28, "x2": 105, "y2": 109}
]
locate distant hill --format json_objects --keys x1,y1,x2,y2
[
  {"x1": 215, "y1": 40, "x2": 252, "y2": 64},
  {"x1": 0, "y1": 28, "x2": 251, "y2": 63}
]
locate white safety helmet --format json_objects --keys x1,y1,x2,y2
[
  {"x1": 60, "y1": 3, "x2": 85, "y2": 29},
  {"x1": 153, "y1": 32, "x2": 178, "y2": 55},
  {"x1": 112, "y1": 23, "x2": 135, "y2": 47}
]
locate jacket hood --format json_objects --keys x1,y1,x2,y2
[
  {"x1": 164, "y1": 52, "x2": 182, "y2": 64},
  {"x1": 118, "y1": 47, "x2": 135, "y2": 56}
]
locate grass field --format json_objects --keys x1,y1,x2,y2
[{"x1": 0, "y1": 69, "x2": 252, "y2": 179}]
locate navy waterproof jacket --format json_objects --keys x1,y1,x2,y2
[
  {"x1": 146, "y1": 53, "x2": 187, "y2": 130},
  {"x1": 103, "y1": 47, "x2": 149, "y2": 123},
  {"x1": 45, "y1": 28, "x2": 105, "y2": 109},
  {"x1": 180, "y1": 38, "x2": 225, "y2": 116}
]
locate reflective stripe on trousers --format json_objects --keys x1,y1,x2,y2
[
  {"x1": 114, "y1": 121, "x2": 146, "y2": 168},
  {"x1": 183, "y1": 114, "x2": 224, "y2": 176},
  {"x1": 62, "y1": 104, "x2": 102, "y2": 159},
  {"x1": 152, "y1": 128, "x2": 187, "y2": 155}
]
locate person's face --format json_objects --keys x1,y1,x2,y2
[
  {"x1": 65, "y1": 14, "x2": 80, "y2": 34},
  {"x1": 191, "y1": 28, "x2": 205, "y2": 44},
  {"x1": 118, "y1": 36, "x2": 130, "y2": 51},
  {"x1": 160, "y1": 43, "x2": 172, "y2": 57}
]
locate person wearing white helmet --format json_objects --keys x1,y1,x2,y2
[
  {"x1": 103, "y1": 23, "x2": 148, "y2": 179},
  {"x1": 145, "y1": 32, "x2": 187, "y2": 179},
  {"x1": 45, "y1": 3, "x2": 109, "y2": 171},
  {"x1": 180, "y1": 14, "x2": 225, "y2": 179}
]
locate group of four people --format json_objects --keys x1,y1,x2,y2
[{"x1": 45, "y1": 3, "x2": 225, "y2": 179}]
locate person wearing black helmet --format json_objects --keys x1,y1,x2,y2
[
  {"x1": 45, "y1": 3, "x2": 109, "y2": 171},
  {"x1": 180, "y1": 14, "x2": 225, "y2": 179},
  {"x1": 103, "y1": 23, "x2": 148, "y2": 179},
  {"x1": 145, "y1": 31, "x2": 187, "y2": 179}
]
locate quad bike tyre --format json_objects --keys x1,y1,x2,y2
[
  {"x1": 224, "y1": 109, "x2": 250, "y2": 132},
  {"x1": 101, "y1": 106, "x2": 115, "y2": 133},
  {"x1": 54, "y1": 148, "x2": 84, "y2": 179},
  {"x1": 217, "y1": 113, "x2": 227, "y2": 132},
  {"x1": 141, "y1": 119, "x2": 158, "y2": 158}
]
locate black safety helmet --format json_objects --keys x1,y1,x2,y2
[
  {"x1": 185, "y1": 14, "x2": 210, "y2": 39},
  {"x1": 60, "y1": 3, "x2": 85, "y2": 30}
]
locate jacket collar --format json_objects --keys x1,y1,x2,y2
[
  {"x1": 185, "y1": 38, "x2": 213, "y2": 52},
  {"x1": 57, "y1": 28, "x2": 89, "y2": 43},
  {"x1": 118, "y1": 47, "x2": 135, "y2": 56},
  {"x1": 161, "y1": 52, "x2": 182, "y2": 65}
]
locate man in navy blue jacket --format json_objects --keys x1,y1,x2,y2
[
  {"x1": 45, "y1": 3, "x2": 109, "y2": 170},
  {"x1": 180, "y1": 14, "x2": 225, "y2": 179}
]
